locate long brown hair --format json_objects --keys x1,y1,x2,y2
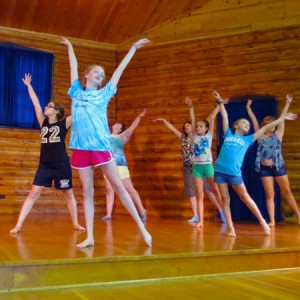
[{"x1": 52, "y1": 102, "x2": 65, "y2": 121}]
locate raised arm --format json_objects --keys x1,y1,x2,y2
[
  {"x1": 153, "y1": 118, "x2": 181, "y2": 139},
  {"x1": 254, "y1": 112, "x2": 297, "y2": 141},
  {"x1": 212, "y1": 91, "x2": 228, "y2": 134},
  {"x1": 206, "y1": 105, "x2": 220, "y2": 135},
  {"x1": 120, "y1": 109, "x2": 147, "y2": 143},
  {"x1": 276, "y1": 94, "x2": 293, "y2": 139},
  {"x1": 60, "y1": 37, "x2": 78, "y2": 84},
  {"x1": 110, "y1": 38, "x2": 149, "y2": 88},
  {"x1": 22, "y1": 73, "x2": 44, "y2": 127},
  {"x1": 185, "y1": 97, "x2": 195, "y2": 132},
  {"x1": 246, "y1": 99, "x2": 260, "y2": 132}
]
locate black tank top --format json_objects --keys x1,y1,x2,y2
[{"x1": 39, "y1": 118, "x2": 70, "y2": 164}]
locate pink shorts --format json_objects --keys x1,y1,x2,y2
[{"x1": 71, "y1": 150, "x2": 114, "y2": 169}]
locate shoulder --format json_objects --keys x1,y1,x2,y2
[
  {"x1": 41, "y1": 118, "x2": 49, "y2": 127},
  {"x1": 68, "y1": 79, "x2": 82, "y2": 95},
  {"x1": 71, "y1": 79, "x2": 82, "y2": 89},
  {"x1": 225, "y1": 128, "x2": 232, "y2": 136},
  {"x1": 245, "y1": 133, "x2": 255, "y2": 144},
  {"x1": 100, "y1": 81, "x2": 117, "y2": 93},
  {"x1": 59, "y1": 118, "x2": 67, "y2": 127}
]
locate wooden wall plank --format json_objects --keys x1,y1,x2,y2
[{"x1": 118, "y1": 0, "x2": 300, "y2": 49}]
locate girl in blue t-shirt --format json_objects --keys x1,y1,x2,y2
[
  {"x1": 60, "y1": 37, "x2": 152, "y2": 248},
  {"x1": 213, "y1": 91, "x2": 296, "y2": 237}
]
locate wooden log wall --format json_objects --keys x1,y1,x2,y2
[
  {"x1": 0, "y1": 27, "x2": 117, "y2": 214},
  {"x1": 115, "y1": 25, "x2": 300, "y2": 220},
  {"x1": 0, "y1": 24, "x2": 300, "y2": 223}
]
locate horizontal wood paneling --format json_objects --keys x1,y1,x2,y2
[
  {"x1": 116, "y1": 25, "x2": 300, "y2": 220},
  {"x1": 118, "y1": 0, "x2": 300, "y2": 49}
]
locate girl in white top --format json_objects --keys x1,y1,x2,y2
[{"x1": 185, "y1": 97, "x2": 224, "y2": 227}]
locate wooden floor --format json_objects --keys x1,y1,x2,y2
[
  {"x1": 1, "y1": 213, "x2": 300, "y2": 299},
  {"x1": 2, "y1": 213, "x2": 300, "y2": 260}
]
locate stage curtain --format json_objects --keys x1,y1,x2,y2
[
  {"x1": 0, "y1": 43, "x2": 53, "y2": 129},
  {"x1": 216, "y1": 95, "x2": 281, "y2": 222}
]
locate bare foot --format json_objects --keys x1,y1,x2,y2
[
  {"x1": 76, "y1": 238, "x2": 94, "y2": 248},
  {"x1": 196, "y1": 221, "x2": 204, "y2": 228},
  {"x1": 261, "y1": 221, "x2": 271, "y2": 236},
  {"x1": 268, "y1": 222, "x2": 275, "y2": 227},
  {"x1": 227, "y1": 227, "x2": 236, "y2": 237},
  {"x1": 74, "y1": 224, "x2": 85, "y2": 231},
  {"x1": 141, "y1": 227, "x2": 152, "y2": 247},
  {"x1": 77, "y1": 247, "x2": 94, "y2": 258},
  {"x1": 10, "y1": 226, "x2": 21, "y2": 234}
]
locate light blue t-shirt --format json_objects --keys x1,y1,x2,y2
[
  {"x1": 68, "y1": 80, "x2": 117, "y2": 150},
  {"x1": 215, "y1": 128, "x2": 254, "y2": 177},
  {"x1": 110, "y1": 136, "x2": 127, "y2": 166}
]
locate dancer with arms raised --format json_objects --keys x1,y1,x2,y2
[
  {"x1": 60, "y1": 37, "x2": 152, "y2": 248},
  {"x1": 10, "y1": 73, "x2": 84, "y2": 234}
]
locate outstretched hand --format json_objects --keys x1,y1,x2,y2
[
  {"x1": 285, "y1": 112, "x2": 297, "y2": 121},
  {"x1": 185, "y1": 97, "x2": 193, "y2": 107},
  {"x1": 133, "y1": 38, "x2": 150, "y2": 49},
  {"x1": 138, "y1": 108, "x2": 147, "y2": 118},
  {"x1": 22, "y1": 73, "x2": 32, "y2": 86},
  {"x1": 223, "y1": 98, "x2": 230, "y2": 104},
  {"x1": 59, "y1": 37, "x2": 72, "y2": 47},
  {"x1": 212, "y1": 90, "x2": 222, "y2": 101},
  {"x1": 246, "y1": 99, "x2": 252, "y2": 108},
  {"x1": 286, "y1": 93, "x2": 293, "y2": 103}
]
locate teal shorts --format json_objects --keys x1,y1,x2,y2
[{"x1": 192, "y1": 163, "x2": 214, "y2": 179}]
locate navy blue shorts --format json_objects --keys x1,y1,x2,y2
[
  {"x1": 33, "y1": 162, "x2": 73, "y2": 190},
  {"x1": 214, "y1": 172, "x2": 244, "y2": 185},
  {"x1": 259, "y1": 165, "x2": 287, "y2": 177}
]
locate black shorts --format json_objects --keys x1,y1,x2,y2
[{"x1": 33, "y1": 162, "x2": 73, "y2": 190}]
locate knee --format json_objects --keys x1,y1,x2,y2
[
  {"x1": 221, "y1": 196, "x2": 230, "y2": 205},
  {"x1": 281, "y1": 187, "x2": 293, "y2": 198},
  {"x1": 265, "y1": 190, "x2": 275, "y2": 199},
  {"x1": 195, "y1": 188, "x2": 204, "y2": 199},
  {"x1": 82, "y1": 186, "x2": 94, "y2": 199},
  {"x1": 113, "y1": 184, "x2": 126, "y2": 197},
  {"x1": 62, "y1": 190, "x2": 74, "y2": 201},
  {"x1": 124, "y1": 184, "x2": 136, "y2": 195},
  {"x1": 265, "y1": 194, "x2": 275, "y2": 202},
  {"x1": 28, "y1": 190, "x2": 41, "y2": 200},
  {"x1": 239, "y1": 191, "x2": 250, "y2": 202},
  {"x1": 105, "y1": 185, "x2": 114, "y2": 196}
]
